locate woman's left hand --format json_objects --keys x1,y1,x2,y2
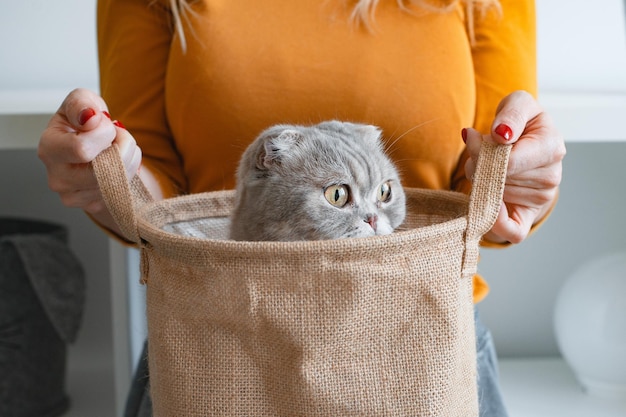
[{"x1": 464, "y1": 90, "x2": 566, "y2": 244}]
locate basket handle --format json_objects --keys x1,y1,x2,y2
[
  {"x1": 91, "y1": 139, "x2": 509, "y2": 249},
  {"x1": 91, "y1": 144, "x2": 154, "y2": 244},
  {"x1": 462, "y1": 141, "x2": 512, "y2": 277}
]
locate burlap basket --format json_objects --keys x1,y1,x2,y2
[{"x1": 93, "y1": 141, "x2": 510, "y2": 417}]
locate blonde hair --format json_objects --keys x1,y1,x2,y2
[
  {"x1": 169, "y1": 0, "x2": 196, "y2": 52},
  {"x1": 170, "y1": 0, "x2": 501, "y2": 51},
  {"x1": 351, "y1": 0, "x2": 502, "y2": 42}
]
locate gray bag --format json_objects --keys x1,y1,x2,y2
[{"x1": 0, "y1": 218, "x2": 85, "y2": 417}]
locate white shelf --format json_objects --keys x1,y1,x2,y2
[
  {"x1": 0, "y1": 113, "x2": 51, "y2": 150},
  {"x1": 0, "y1": 89, "x2": 98, "y2": 151},
  {"x1": 0, "y1": 89, "x2": 78, "y2": 115},
  {"x1": 499, "y1": 357, "x2": 626, "y2": 417},
  {"x1": 1, "y1": 91, "x2": 624, "y2": 150},
  {"x1": 539, "y1": 92, "x2": 626, "y2": 142}
]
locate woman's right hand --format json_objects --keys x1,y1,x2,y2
[{"x1": 38, "y1": 88, "x2": 142, "y2": 233}]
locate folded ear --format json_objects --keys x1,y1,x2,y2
[
  {"x1": 355, "y1": 124, "x2": 383, "y2": 147},
  {"x1": 258, "y1": 128, "x2": 303, "y2": 169},
  {"x1": 321, "y1": 120, "x2": 383, "y2": 149}
]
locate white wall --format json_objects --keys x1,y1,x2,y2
[
  {"x1": 2, "y1": 1, "x2": 625, "y2": 94},
  {"x1": 0, "y1": 0, "x2": 99, "y2": 92},
  {"x1": 536, "y1": 0, "x2": 626, "y2": 93}
]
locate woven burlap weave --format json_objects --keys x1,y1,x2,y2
[{"x1": 93, "y1": 141, "x2": 510, "y2": 417}]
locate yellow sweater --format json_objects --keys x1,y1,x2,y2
[{"x1": 97, "y1": 0, "x2": 537, "y2": 302}]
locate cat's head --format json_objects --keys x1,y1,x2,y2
[{"x1": 230, "y1": 121, "x2": 406, "y2": 241}]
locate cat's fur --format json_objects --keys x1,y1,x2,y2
[{"x1": 229, "y1": 121, "x2": 406, "y2": 241}]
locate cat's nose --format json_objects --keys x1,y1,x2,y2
[{"x1": 365, "y1": 214, "x2": 378, "y2": 231}]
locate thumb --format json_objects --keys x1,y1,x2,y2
[
  {"x1": 58, "y1": 88, "x2": 110, "y2": 132},
  {"x1": 490, "y1": 90, "x2": 542, "y2": 145}
]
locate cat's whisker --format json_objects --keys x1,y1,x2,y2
[
  {"x1": 391, "y1": 157, "x2": 432, "y2": 164},
  {"x1": 384, "y1": 119, "x2": 441, "y2": 154}
]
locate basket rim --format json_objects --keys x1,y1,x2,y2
[{"x1": 134, "y1": 187, "x2": 471, "y2": 260}]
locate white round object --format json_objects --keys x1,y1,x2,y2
[{"x1": 554, "y1": 251, "x2": 626, "y2": 398}]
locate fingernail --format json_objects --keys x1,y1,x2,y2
[
  {"x1": 79, "y1": 108, "x2": 96, "y2": 125},
  {"x1": 495, "y1": 124, "x2": 513, "y2": 141},
  {"x1": 461, "y1": 128, "x2": 468, "y2": 144},
  {"x1": 102, "y1": 110, "x2": 111, "y2": 119},
  {"x1": 113, "y1": 120, "x2": 126, "y2": 129}
]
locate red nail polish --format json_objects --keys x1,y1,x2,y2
[
  {"x1": 102, "y1": 110, "x2": 111, "y2": 119},
  {"x1": 79, "y1": 108, "x2": 96, "y2": 125},
  {"x1": 461, "y1": 128, "x2": 468, "y2": 144},
  {"x1": 113, "y1": 120, "x2": 126, "y2": 129},
  {"x1": 495, "y1": 124, "x2": 513, "y2": 141}
]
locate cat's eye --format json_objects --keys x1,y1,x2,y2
[
  {"x1": 378, "y1": 181, "x2": 392, "y2": 202},
  {"x1": 324, "y1": 185, "x2": 349, "y2": 207}
]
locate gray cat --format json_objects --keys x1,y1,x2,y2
[{"x1": 229, "y1": 121, "x2": 406, "y2": 241}]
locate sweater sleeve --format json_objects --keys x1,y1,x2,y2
[
  {"x1": 98, "y1": 0, "x2": 188, "y2": 198},
  {"x1": 451, "y1": 0, "x2": 537, "y2": 196},
  {"x1": 451, "y1": 0, "x2": 543, "y2": 251}
]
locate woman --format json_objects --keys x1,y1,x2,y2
[{"x1": 39, "y1": 0, "x2": 565, "y2": 415}]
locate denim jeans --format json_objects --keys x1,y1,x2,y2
[
  {"x1": 475, "y1": 309, "x2": 510, "y2": 417},
  {"x1": 126, "y1": 314, "x2": 510, "y2": 417}
]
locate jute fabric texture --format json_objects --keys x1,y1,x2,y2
[{"x1": 93, "y1": 141, "x2": 510, "y2": 417}]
